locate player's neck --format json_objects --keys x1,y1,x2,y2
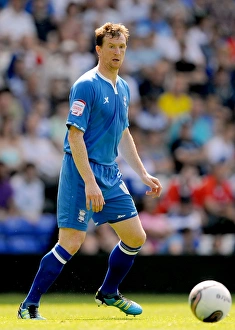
[{"x1": 97, "y1": 63, "x2": 118, "y2": 86}]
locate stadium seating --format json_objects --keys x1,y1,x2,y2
[{"x1": 0, "y1": 214, "x2": 56, "y2": 254}]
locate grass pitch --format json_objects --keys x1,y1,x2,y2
[{"x1": 0, "y1": 293, "x2": 234, "y2": 330}]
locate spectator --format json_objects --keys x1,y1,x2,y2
[
  {"x1": 138, "y1": 59, "x2": 171, "y2": 107},
  {"x1": 4, "y1": 51, "x2": 29, "y2": 100},
  {"x1": 10, "y1": 162, "x2": 45, "y2": 222},
  {"x1": 82, "y1": 0, "x2": 120, "y2": 36},
  {"x1": 143, "y1": 129, "x2": 174, "y2": 178},
  {"x1": 79, "y1": 221, "x2": 120, "y2": 256},
  {"x1": 156, "y1": 164, "x2": 204, "y2": 215},
  {"x1": 15, "y1": 35, "x2": 48, "y2": 113},
  {"x1": 204, "y1": 94, "x2": 230, "y2": 130},
  {"x1": 169, "y1": 93, "x2": 214, "y2": 145},
  {"x1": 0, "y1": 0, "x2": 37, "y2": 45},
  {"x1": 210, "y1": 67, "x2": 235, "y2": 113},
  {"x1": 160, "y1": 195, "x2": 203, "y2": 255},
  {"x1": 49, "y1": 99, "x2": 69, "y2": 152},
  {"x1": 117, "y1": 125, "x2": 156, "y2": 206},
  {"x1": 94, "y1": 224, "x2": 119, "y2": 255},
  {"x1": 135, "y1": 95, "x2": 169, "y2": 132},
  {"x1": 47, "y1": 76, "x2": 70, "y2": 109},
  {"x1": 0, "y1": 40, "x2": 12, "y2": 88},
  {"x1": 19, "y1": 112, "x2": 62, "y2": 183},
  {"x1": 44, "y1": 29, "x2": 60, "y2": 54},
  {"x1": 154, "y1": 20, "x2": 205, "y2": 67},
  {"x1": 24, "y1": 0, "x2": 57, "y2": 42},
  {"x1": 169, "y1": 117, "x2": 208, "y2": 174},
  {"x1": 30, "y1": 96, "x2": 51, "y2": 138},
  {"x1": 0, "y1": 161, "x2": 18, "y2": 220},
  {"x1": 201, "y1": 159, "x2": 235, "y2": 235},
  {"x1": 19, "y1": 70, "x2": 46, "y2": 117},
  {"x1": 0, "y1": 114, "x2": 24, "y2": 173},
  {"x1": 157, "y1": 72, "x2": 192, "y2": 122},
  {"x1": 57, "y1": 1, "x2": 84, "y2": 42},
  {"x1": 42, "y1": 39, "x2": 81, "y2": 87},
  {"x1": 0, "y1": 87, "x2": 24, "y2": 133},
  {"x1": 73, "y1": 32, "x2": 97, "y2": 75},
  {"x1": 204, "y1": 119, "x2": 235, "y2": 166},
  {"x1": 135, "y1": 2, "x2": 172, "y2": 37},
  {"x1": 116, "y1": 0, "x2": 150, "y2": 25},
  {"x1": 49, "y1": 0, "x2": 80, "y2": 23},
  {"x1": 138, "y1": 195, "x2": 172, "y2": 255},
  {"x1": 18, "y1": 34, "x2": 47, "y2": 73},
  {"x1": 186, "y1": 13, "x2": 214, "y2": 51},
  {"x1": 125, "y1": 32, "x2": 162, "y2": 75},
  {"x1": 119, "y1": 61, "x2": 141, "y2": 105}
]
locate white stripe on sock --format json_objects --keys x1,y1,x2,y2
[
  {"x1": 118, "y1": 241, "x2": 139, "y2": 256},
  {"x1": 52, "y1": 247, "x2": 67, "y2": 264}
]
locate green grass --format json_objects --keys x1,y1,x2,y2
[{"x1": 0, "y1": 293, "x2": 234, "y2": 330}]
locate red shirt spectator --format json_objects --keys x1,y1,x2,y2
[
  {"x1": 200, "y1": 160, "x2": 235, "y2": 234},
  {"x1": 156, "y1": 165, "x2": 203, "y2": 214}
]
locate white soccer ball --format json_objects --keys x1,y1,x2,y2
[{"x1": 188, "y1": 280, "x2": 232, "y2": 323}]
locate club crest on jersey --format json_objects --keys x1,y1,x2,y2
[{"x1": 71, "y1": 99, "x2": 86, "y2": 116}]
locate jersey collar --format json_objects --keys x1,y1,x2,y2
[{"x1": 96, "y1": 68, "x2": 118, "y2": 94}]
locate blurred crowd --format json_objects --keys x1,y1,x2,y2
[{"x1": 0, "y1": 0, "x2": 235, "y2": 256}]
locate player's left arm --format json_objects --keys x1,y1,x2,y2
[{"x1": 118, "y1": 128, "x2": 163, "y2": 198}]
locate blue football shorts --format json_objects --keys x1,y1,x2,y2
[{"x1": 57, "y1": 153, "x2": 138, "y2": 231}]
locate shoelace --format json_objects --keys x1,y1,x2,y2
[{"x1": 113, "y1": 292, "x2": 131, "y2": 304}]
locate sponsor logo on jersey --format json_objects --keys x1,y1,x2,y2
[
  {"x1": 117, "y1": 214, "x2": 126, "y2": 219},
  {"x1": 103, "y1": 96, "x2": 109, "y2": 104},
  {"x1": 71, "y1": 99, "x2": 86, "y2": 116},
  {"x1": 131, "y1": 211, "x2": 137, "y2": 216}
]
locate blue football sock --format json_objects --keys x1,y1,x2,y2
[
  {"x1": 100, "y1": 241, "x2": 141, "y2": 295},
  {"x1": 23, "y1": 243, "x2": 72, "y2": 308}
]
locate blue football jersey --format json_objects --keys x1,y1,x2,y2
[{"x1": 64, "y1": 67, "x2": 130, "y2": 165}]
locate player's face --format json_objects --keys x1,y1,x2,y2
[{"x1": 97, "y1": 33, "x2": 127, "y2": 71}]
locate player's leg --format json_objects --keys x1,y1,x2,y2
[
  {"x1": 18, "y1": 153, "x2": 90, "y2": 320},
  {"x1": 110, "y1": 215, "x2": 146, "y2": 247},
  {"x1": 18, "y1": 228, "x2": 86, "y2": 320},
  {"x1": 95, "y1": 216, "x2": 146, "y2": 315},
  {"x1": 99, "y1": 215, "x2": 146, "y2": 294}
]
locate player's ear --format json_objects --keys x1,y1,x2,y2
[{"x1": 95, "y1": 45, "x2": 101, "y2": 56}]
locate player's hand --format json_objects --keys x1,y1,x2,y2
[
  {"x1": 141, "y1": 174, "x2": 163, "y2": 198},
  {"x1": 85, "y1": 182, "x2": 105, "y2": 212}
]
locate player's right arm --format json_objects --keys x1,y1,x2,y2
[{"x1": 68, "y1": 125, "x2": 105, "y2": 212}]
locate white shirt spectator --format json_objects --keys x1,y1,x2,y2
[
  {"x1": 154, "y1": 29, "x2": 205, "y2": 66},
  {"x1": 205, "y1": 121, "x2": 235, "y2": 165},
  {"x1": 116, "y1": 0, "x2": 150, "y2": 24},
  {"x1": 10, "y1": 163, "x2": 45, "y2": 222},
  {"x1": 0, "y1": 5, "x2": 37, "y2": 42},
  {"x1": 205, "y1": 136, "x2": 235, "y2": 165},
  {"x1": 82, "y1": 0, "x2": 120, "y2": 36},
  {"x1": 19, "y1": 113, "x2": 63, "y2": 182},
  {"x1": 50, "y1": 0, "x2": 85, "y2": 22}
]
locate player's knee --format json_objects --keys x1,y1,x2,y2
[
  {"x1": 139, "y1": 231, "x2": 147, "y2": 246},
  {"x1": 59, "y1": 230, "x2": 86, "y2": 255},
  {"x1": 59, "y1": 241, "x2": 81, "y2": 255},
  {"x1": 130, "y1": 230, "x2": 146, "y2": 248}
]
